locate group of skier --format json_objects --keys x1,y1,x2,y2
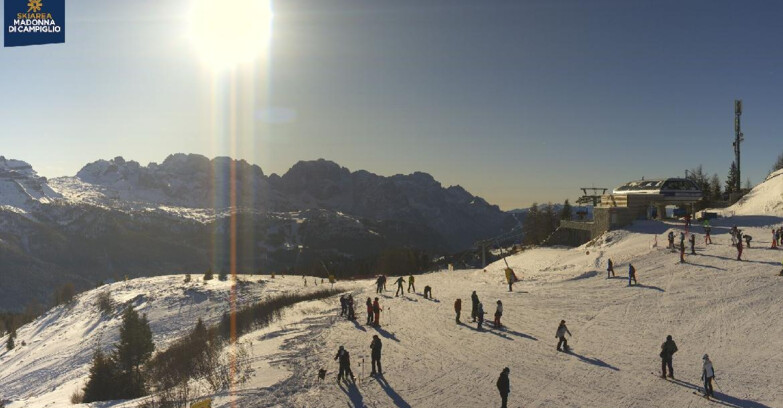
[
  {"x1": 331, "y1": 239, "x2": 733, "y2": 405},
  {"x1": 333, "y1": 335, "x2": 386, "y2": 384},
  {"x1": 458, "y1": 290, "x2": 505, "y2": 330},
  {"x1": 339, "y1": 294, "x2": 356, "y2": 320}
]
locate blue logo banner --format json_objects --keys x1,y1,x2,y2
[{"x1": 4, "y1": 0, "x2": 65, "y2": 47}]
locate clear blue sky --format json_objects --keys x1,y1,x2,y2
[{"x1": 2, "y1": 0, "x2": 783, "y2": 210}]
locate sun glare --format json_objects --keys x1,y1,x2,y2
[{"x1": 188, "y1": 0, "x2": 273, "y2": 70}]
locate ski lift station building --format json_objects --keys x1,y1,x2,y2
[{"x1": 551, "y1": 178, "x2": 702, "y2": 246}]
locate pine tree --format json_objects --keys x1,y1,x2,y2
[
  {"x1": 773, "y1": 152, "x2": 783, "y2": 173},
  {"x1": 114, "y1": 306, "x2": 154, "y2": 398},
  {"x1": 6, "y1": 327, "x2": 15, "y2": 350},
  {"x1": 709, "y1": 174, "x2": 722, "y2": 201},
  {"x1": 82, "y1": 350, "x2": 119, "y2": 403},
  {"x1": 204, "y1": 267, "x2": 213, "y2": 281},
  {"x1": 522, "y1": 203, "x2": 539, "y2": 245},
  {"x1": 560, "y1": 199, "x2": 573, "y2": 221},
  {"x1": 725, "y1": 161, "x2": 739, "y2": 195},
  {"x1": 541, "y1": 203, "x2": 557, "y2": 242},
  {"x1": 184, "y1": 274, "x2": 191, "y2": 283}
]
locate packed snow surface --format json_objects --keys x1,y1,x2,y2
[
  {"x1": 2, "y1": 215, "x2": 783, "y2": 407},
  {"x1": 725, "y1": 168, "x2": 783, "y2": 217}
]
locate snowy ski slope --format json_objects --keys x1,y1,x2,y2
[{"x1": 2, "y1": 172, "x2": 783, "y2": 407}]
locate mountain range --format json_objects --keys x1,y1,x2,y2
[{"x1": 0, "y1": 154, "x2": 513, "y2": 310}]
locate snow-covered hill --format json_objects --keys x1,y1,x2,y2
[
  {"x1": 0, "y1": 274, "x2": 361, "y2": 408},
  {"x1": 725, "y1": 168, "x2": 783, "y2": 216},
  {"x1": 2, "y1": 214, "x2": 783, "y2": 407}
]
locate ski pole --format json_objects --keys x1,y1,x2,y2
[{"x1": 713, "y1": 377, "x2": 723, "y2": 393}]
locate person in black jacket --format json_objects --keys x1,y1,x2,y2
[
  {"x1": 496, "y1": 367, "x2": 510, "y2": 408},
  {"x1": 660, "y1": 335, "x2": 678, "y2": 378},
  {"x1": 370, "y1": 335, "x2": 383, "y2": 376},
  {"x1": 334, "y1": 346, "x2": 356, "y2": 382},
  {"x1": 471, "y1": 291, "x2": 479, "y2": 322}
]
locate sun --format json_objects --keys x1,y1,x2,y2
[{"x1": 188, "y1": 0, "x2": 273, "y2": 70}]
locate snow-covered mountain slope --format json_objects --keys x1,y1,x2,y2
[
  {"x1": 725, "y1": 168, "x2": 783, "y2": 216},
  {"x1": 3, "y1": 216, "x2": 782, "y2": 407},
  {"x1": 0, "y1": 156, "x2": 61, "y2": 212},
  {"x1": 0, "y1": 274, "x2": 362, "y2": 408}
]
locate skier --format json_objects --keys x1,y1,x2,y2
[
  {"x1": 744, "y1": 234, "x2": 752, "y2": 248},
  {"x1": 679, "y1": 239, "x2": 685, "y2": 263},
  {"x1": 477, "y1": 302, "x2": 486, "y2": 330},
  {"x1": 772, "y1": 229, "x2": 778, "y2": 249},
  {"x1": 494, "y1": 300, "x2": 503, "y2": 328},
  {"x1": 347, "y1": 295, "x2": 355, "y2": 320},
  {"x1": 690, "y1": 233, "x2": 696, "y2": 255},
  {"x1": 454, "y1": 298, "x2": 462, "y2": 323},
  {"x1": 736, "y1": 239, "x2": 743, "y2": 261},
  {"x1": 730, "y1": 226, "x2": 738, "y2": 246},
  {"x1": 370, "y1": 335, "x2": 383, "y2": 376},
  {"x1": 375, "y1": 276, "x2": 384, "y2": 294},
  {"x1": 496, "y1": 367, "x2": 510, "y2": 408},
  {"x1": 504, "y1": 268, "x2": 514, "y2": 292},
  {"x1": 702, "y1": 354, "x2": 715, "y2": 398},
  {"x1": 679, "y1": 231, "x2": 685, "y2": 249},
  {"x1": 334, "y1": 345, "x2": 356, "y2": 382},
  {"x1": 339, "y1": 295, "x2": 347, "y2": 317},
  {"x1": 556, "y1": 320, "x2": 571, "y2": 352},
  {"x1": 366, "y1": 297, "x2": 373, "y2": 325},
  {"x1": 628, "y1": 263, "x2": 637, "y2": 286},
  {"x1": 408, "y1": 274, "x2": 416, "y2": 293},
  {"x1": 607, "y1": 258, "x2": 615, "y2": 278},
  {"x1": 423, "y1": 285, "x2": 432, "y2": 299},
  {"x1": 660, "y1": 335, "x2": 678, "y2": 378},
  {"x1": 667, "y1": 231, "x2": 675, "y2": 249},
  {"x1": 471, "y1": 291, "x2": 479, "y2": 322},
  {"x1": 704, "y1": 222, "x2": 712, "y2": 244},
  {"x1": 373, "y1": 297, "x2": 382, "y2": 326},
  {"x1": 381, "y1": 275, "x2": 387, "y2": 291},
  {"x1": 394, "y1": 276, "x2": 406, "y2": 297}
]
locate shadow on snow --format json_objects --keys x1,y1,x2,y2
[
  {"x1": 667, "y1": 377, "x2": 772, "y2": 408},
  {"x1": 375, "y1": 375, "x2": 412, "y2": 408}
]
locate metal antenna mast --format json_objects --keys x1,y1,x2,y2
[{"x1": 733, "y1": 99, "x2": 743, "y2": 192}]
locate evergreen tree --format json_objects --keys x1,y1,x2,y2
[
  {"x1": 522, "y1": 203, "x2": 539, "y2": 245},
  {"x1": 82, "y1": 350, "x2": 120, "y2": 403},
  {"x1": 709, "y1": 174, "x2": 722, "y2": 201},
  {"x1": 6, "y1": 327, "x2": 15, "y2": 350},
  {"x1": 204, "y1": 267, "x2": 213, "y2": 281},
  {"x1": 773, "y1": 152, "x2": 783, "y2": 173},
  {"x1": 114, "y1": 306, "x2": 154, "y2": 398},
  {"x1": 725, "y1": 161, "x2": 739, "y2": 195},
  {"x1": 560, "y1": 199, "x2": 573, "y2": 221},
  {"x1": 184, "y1": 274, "x2": 191, "y2": 283},
  {"x1": 541, "y1": 203, "x2": 557, "y2": 242},
  {"x1": 687, "y1": 165, "x2": 710, "y2": 195},
  {"x1": 218, "y1": 269, "x2": 228, "y2": 281}
]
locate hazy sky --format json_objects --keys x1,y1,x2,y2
[{"x1": 2, "y1": 0, "x2": 783, "y2": 210}]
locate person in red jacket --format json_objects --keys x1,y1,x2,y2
[
  {"x1": 372, "y1": 297, "x2": 382, "y2": 326},
  {"x1": 454, "y1": 298, "x2": 462, "y2": 323}
]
